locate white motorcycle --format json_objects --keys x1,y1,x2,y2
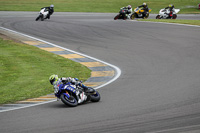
[
  {"x1": 156, "y1": 8, "x2": 180, "y2": 19},
  {"x1": 35, "y1": 8, "x2": 49, "y2": 21}
]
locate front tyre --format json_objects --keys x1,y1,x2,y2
[
  {"x1": 156, "y1": 15, "x2": 161, "y2": 19},
  {"x1": 60, "y1": 94, "x2": 78, "y2": 107},
  {"x1": 35, "y1": 14, "x2": 41, "y2": 21},
  {"x1": 90, "y1": 90, "x2": 101, "y2": 102},
  {"x1": 114, "y1": 14, "x2": 120, "y2": 20}
]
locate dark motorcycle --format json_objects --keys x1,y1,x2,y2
[{"x1": 114, "y1": 9, "x2": 128, "y2": 20}]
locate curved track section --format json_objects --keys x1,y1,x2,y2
[{"x1": 0, "y1": 12, "x2": 200, "y2": 133}]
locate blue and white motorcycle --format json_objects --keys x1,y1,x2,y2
[{"x1": 55, "y1": 82, "x2": 100, "y2": 107}]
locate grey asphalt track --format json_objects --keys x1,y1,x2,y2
[{"x1": 0, "y1": 12, "x2": 200, "y2": 133}]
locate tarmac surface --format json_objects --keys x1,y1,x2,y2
[{"x1": 0, "y1": 12, "x2": 200, "y2": 133}]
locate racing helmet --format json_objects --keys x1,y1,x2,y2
[
  {"x1": 169, "y1": 4, "x2": 174, "y2": 8},
  {"x1": 50, "y1": 4, "x2": 54, "y2": 8},
  {"x1": 128, "y1": 5, "x2": 132, "y2": 10},
  {"x1": 49, "y1": 74, "x2": 58, "y2": 85},
  {"x1": 143, "y1": 3, "x2": 147, "y2": 7}
]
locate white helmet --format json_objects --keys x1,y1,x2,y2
[
  {"x1": 50, "y1": 4, "x2": 54, "y2": 8},
  {"x1": 128, "y1": 5, "x2": 132, "y2": 10},
  {"x1": 143, "y1": 3, "x2": 147, "y2": 6}
]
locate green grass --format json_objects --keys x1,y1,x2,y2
[
  {"x1": 0, "y1": 0, "x2": 199, "y2": 14},
  {"x1": 0, "y1": 38, "x2": 91, "y2": 104},
  {"x1": 137, "y1": 19, "x2": 200, "y2": 26}
]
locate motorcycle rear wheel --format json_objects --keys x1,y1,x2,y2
[
  {"x1": 60, "y1": 94, "x2": 78, "y2": 107},
  {"x1": 172, "y1": 14, "x2": 177, "y2": 19},
  {"x1": 41, "y1": 15, "x2": 44, "y2": 21},
  {"x1": 90, "y1": 90, "x2": 101, "y2": 102},
  {"x1": 143, "y1": 14, "x2": 149, "y2": 19}
]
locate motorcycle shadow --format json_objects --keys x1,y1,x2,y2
[{"x1": 50, "y1": 101, "x2": 99, "y2": 108}]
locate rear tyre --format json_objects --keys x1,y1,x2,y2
[
  {"x1": 90, "y1": 90, "x2": 101, "y2": 102},
  {"x1": 60, "y1": 94, "x2": 78, "y2": 107},
  {"x1": 143, "y1": 13, "x2": 149, "y2": 19},
  {"x1": 172, "y1": 14, "x2": 177, "y2": 19},
  {"x1": 41, "y1": 15, "x2": 44, "y2": 21}
]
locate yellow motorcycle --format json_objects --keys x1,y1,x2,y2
[{"x1": 130, "y1": 7, "x2": 152, "y2": 19}]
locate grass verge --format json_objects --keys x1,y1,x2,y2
[
  {"x1": 0, "y1": 36, "x2": 91, "y2": 104},
  {"x1": 0, "y1": 0, "x2": 199, "y2": 14},
  {"x1": 137, "y1": 19, "x2": 200, "y2": 26}
]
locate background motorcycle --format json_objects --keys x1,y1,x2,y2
[
  {"x1": 35, "y1": 8, "x2": 49, "y2": 21},
  {"x1": 55, "y1": 82, "x2": 100, "y2": 107},
  {"x1": 156, "y1": 8, "x2": 180, "y2": 19},
  {"x1": 114, "y1": 9, "x2": 128, "y2": 20},
  {"x1": 131, "y1": 7, "x2": 152, "y2": 19}
]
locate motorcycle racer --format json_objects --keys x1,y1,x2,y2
[
  {"x1": 49, "y1": 74, "x2": 92, "y2": 103},
  {"x1": 137, "y1": 3, "x2": 149, "y2": 18},
  {"x1": 164, "y1": 4, "x2": 175, "y2": 18},
  {"x1": 49, "y1": 74, "x2": 92, "y2": 94},
  {"x1": 41, "y1": 4, "x2": 54, "y2": 19},
  {"x1": 120, "y1": 5, "x2": 132, "y2": 19}
]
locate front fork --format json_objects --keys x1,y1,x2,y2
[{"x1": 63, "y1": 90, "x2": 71, "y2": 99}]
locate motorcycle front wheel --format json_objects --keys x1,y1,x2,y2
[
  {"x1": 60, "y1": 94, "x2": 78, "y2": 107},
  {"x1": 114, "y1": 14, "x2": 120, "y2": 20},
  {"x1": 35, "y1": 14, "x2": 42, "y2": 21},
  {"x1": 156, "y1": 15, "x2": 161, "y2": 19}
]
